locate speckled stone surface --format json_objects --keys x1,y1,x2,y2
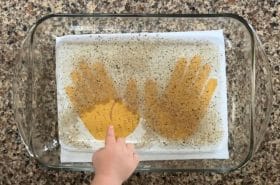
[{"x1": 0, "y1": 0, "x2": 279, "y2": 184}]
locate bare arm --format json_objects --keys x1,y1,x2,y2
[{"x1": 91, "y1": 125, "x2": 139, "y2": 185}]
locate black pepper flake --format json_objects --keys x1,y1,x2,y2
[
  {"x1": 47, "y1": 7, "x2": 52, "y2": 12},
  {"x1": 23, "y1": 25, "x2": 27, "y2": 31},
  {"x1": 270, "y1": 22, "x2": 279, "y2": 28},
  {"x1": 125, "y1": 2, "x2": 130, "y2": 11}
]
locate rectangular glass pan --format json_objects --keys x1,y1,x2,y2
[{"x1": 14, "y1": 14, "x2": 272, "y2": 172}]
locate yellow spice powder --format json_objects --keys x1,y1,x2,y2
[
  {"x1": 144, "y1": 56, "x2": 217, "y2": 140},
  {"x1": 65, "y1": 60, "x2": 139, "y2": 140},
  {"x1": 80, "y1": 100, "x2": 139, "y2": 140}
]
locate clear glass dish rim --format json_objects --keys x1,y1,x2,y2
[{"x1": 15, "y1": 13, "x2": 272, "y2": 173}]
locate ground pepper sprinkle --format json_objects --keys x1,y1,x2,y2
[{"x1": 64, "y1": 56, "x2": 217, "y2": 141}]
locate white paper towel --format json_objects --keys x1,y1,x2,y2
[{"x1": 56, "y1": 30, "x2": 228, "y2": 163}]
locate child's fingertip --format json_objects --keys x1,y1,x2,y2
[
  {"x1": 105, "y1": 125, "x2": 116, "y2": 145},
  {"x1": 108, "y1": 125, "x2": 114, "y2": 135}
]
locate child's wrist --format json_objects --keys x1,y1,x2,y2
[{"x1": 92, "y1": 174, "x2": 123, "y2": 185}]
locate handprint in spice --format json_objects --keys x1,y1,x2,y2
[
  {"x1": 65, "y1": 60, "x2": 139, "y2": 140},
  {"x1": 144, "y1": 56, "x2": 217, "y2": 140}
]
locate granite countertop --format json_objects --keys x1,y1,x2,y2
[{"x1": 0, "y1": 0, "x2": 279, "y2": 184}]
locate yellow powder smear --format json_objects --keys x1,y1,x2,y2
[
  {"x1": 144, "y1": 56, "x2": 217, "y2": 140},
  {"x1": 81, "y1": 100, "x2": 139, "y2": 140},
  {"x1": 65, "y1": 60, "x2": 139, "y2": 140}
]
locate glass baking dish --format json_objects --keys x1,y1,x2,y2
[{"x1": 13, "y1": 13, "x2": 272, "y2": 172}]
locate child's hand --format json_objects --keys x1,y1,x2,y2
[{"x1": 91, "y1": 125, "x2": 139, "y2": 185}]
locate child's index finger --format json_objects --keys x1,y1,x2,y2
[{"x1": 105, "y1": 125, "x2": 116, "y2": 146}]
